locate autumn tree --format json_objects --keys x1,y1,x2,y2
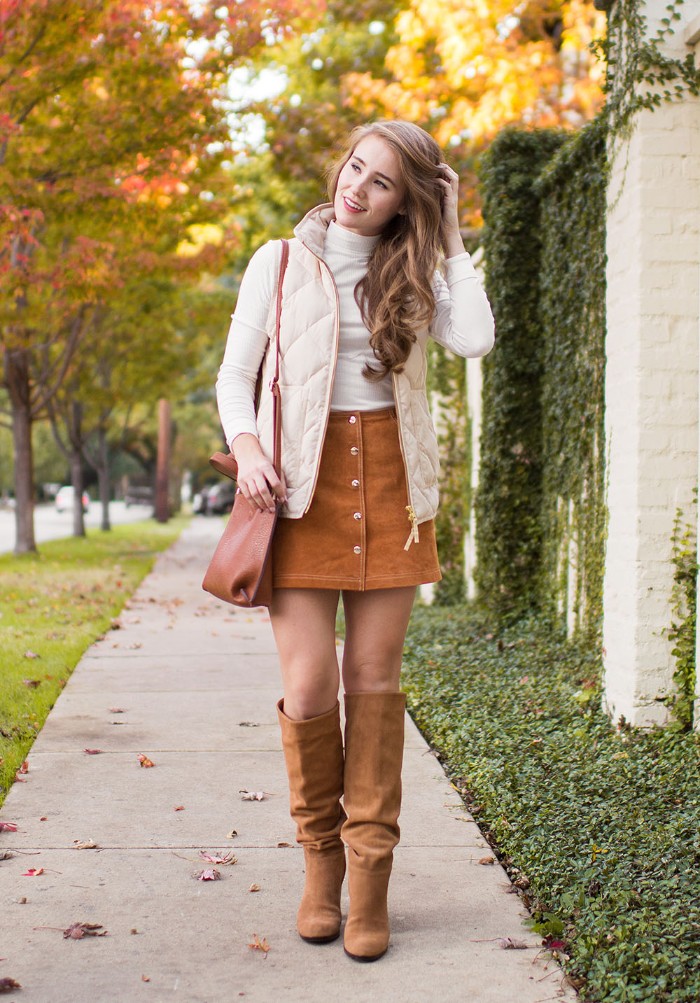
[{"x1": 0, "y1": 0, "x2": 301, "y2": 552}]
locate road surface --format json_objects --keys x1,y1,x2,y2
[{"x1": 0, "y1": 500, "x2": 155, "y2": 554}]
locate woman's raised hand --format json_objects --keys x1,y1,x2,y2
[
  {"x1": 437, "y1": 162, "x2": 465, "y2": 259},
  {"x1": 231, "y1": 433, "x2": 287, "y2": 513}
]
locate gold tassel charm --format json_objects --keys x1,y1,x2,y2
[{"x1": 403, "y1": 505, "x2": 420, "y2": 551}]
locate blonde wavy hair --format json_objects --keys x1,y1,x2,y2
[{"x1": 326, "y1": 121, "x2": 446, "y2": 381}]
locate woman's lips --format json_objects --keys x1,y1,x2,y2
[{"x1": 342, "y1": 196, "x2": 365, "y2": 213}]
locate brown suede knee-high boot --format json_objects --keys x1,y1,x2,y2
[
  {"x1": 342, "y1": 691, "x2": 406, "y2": 962},
  {"x1": 277, "y1": 699, "x2": 347, "y2": 943}
]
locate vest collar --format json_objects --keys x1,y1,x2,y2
[{"x1": 293, "y1": 203, "x2": 335, "y2": 259}]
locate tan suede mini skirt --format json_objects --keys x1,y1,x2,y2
[{"x1": 271, "y1": 407, "x2": 441, "y2": 591}]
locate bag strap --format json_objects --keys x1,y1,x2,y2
[
  {"x1": 271, "y1": 238, "x2": 289, "y2": 479},
  {"x1": 210, "y1": 238, "x2": 289, "y2": 483}
]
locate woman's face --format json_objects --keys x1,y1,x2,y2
[{"x1": 333, "y1": 135, "x2": 407, "y2": 237}]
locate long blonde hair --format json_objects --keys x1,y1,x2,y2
[{"x1": 326, "y1": 121, "x2": 445, "y2": 380}]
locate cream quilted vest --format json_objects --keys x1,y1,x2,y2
[{"x1": 255, "y1": 204, "x2": 440, "y2": 544}]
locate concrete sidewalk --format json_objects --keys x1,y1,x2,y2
[{"x1": 0, "y1": 519, "x2": 575, "y2": 1003}]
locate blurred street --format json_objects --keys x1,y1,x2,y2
[{"x1": 0, "y1": 500, "x2": 155, "y2": 554}]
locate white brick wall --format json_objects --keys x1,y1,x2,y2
[{"x1": 603, "y1": 0, "x2": 700, "y2": 728}]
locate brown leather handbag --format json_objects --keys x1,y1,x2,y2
[{"x1": 202, "y1": 239, "x2": 289, "y2": 608}]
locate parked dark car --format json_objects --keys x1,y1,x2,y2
[{"x1": 205, "y1": 481, "x2": 236, "y2": 515}]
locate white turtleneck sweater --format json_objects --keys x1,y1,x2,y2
[{"x1": 216, "y1": 220, "x2": 494, "y2": 448}]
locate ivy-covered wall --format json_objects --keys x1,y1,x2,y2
[
  {"x1": 476, "y1": 122, "x2": 607, "y2": 638},
  {"x1": 537, "y1": 120, "x2": 608, "y2": 640},
  {"x1": 475, "y1": 129, "x2": 567, "y2": 621}
]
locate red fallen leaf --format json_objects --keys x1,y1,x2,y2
[
  {"x1": 23, "y1": 650, "x2": 40, "y2": 659},
  {"x1": 22, "y1": 867, "x2": 44, "y2": 876},
  {"x1": 14, "y1": 772, "x2": 27, "y2": 783},
  {"x1": 543, "y1": 936, "x2": 568, "y2": 951},
  {"x1": 138, "y1": 754, "x2": 155, "y2": 768},
  {"x1": 23, "y1": 678, "x2": 41, "y2": 687},
  {"x1": 479, "y1": 856, "x2": 495, "y2": 865},
  {"x1": 174, "y1": 805, "x2": 185, "y2": 811},
  {"x1": 63, "y1": 921, "x2": 107, "y2": 939},
  {"x1": 84, "y1": 749, "x2": 102, "y2": 755},
  {"x1": 0, "y1": 822, "x2": 18, "y2": 832},
  {"x1": 39, "y1": 816, "x2": 48, "y2": 821},
  {"x1": 141, "y1": 975, "x2": 150, "y2": 982},
  {"x1": 18, "y1": 760, "x2": 29, "y2": 774},
  {"x1": 248, "y1": 934, "x2": 270, "y2": 956},
  {"x1": 277, "y1": 841, "x2": 293, "y2": 848},
  {"x1": 0, "y1": 977, "x2": 22, "y2": 992},
  {"x1": 108, "y1": 707, "x2": 125, "y2": 713},
  {"x1": 249, "y1": 883, "x2": 261, "y2": 892},
  {"x1": 194, "y1": 868, "x2": 221, "y2": 881}
]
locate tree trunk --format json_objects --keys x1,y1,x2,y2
[
  {"x1": 4, "y1": 347, "x2": 36, "y2": 553},
  {"x1": 155, "y1": 398, "x2": 171, "y2": 523},
  {"x1": 70, "y1": 401, "x2": 85, "y2": 537},
  {"x1": 97, "y1": 426, "x2": 111, "y2": 531}
]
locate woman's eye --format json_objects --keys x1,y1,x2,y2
[
  {"x1": 351, "y1": 162, "x2": 360, "y2": 172},
  {"x1": 375, "y1": 179, "x2": 387, "y2": 189}
]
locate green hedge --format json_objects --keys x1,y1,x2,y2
[{"x1": 402, "y1": 605, "x2": 700, "y2": 1002}]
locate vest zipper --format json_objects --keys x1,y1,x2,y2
[
  {"x1": 303, "y1": 256, "x2": 341, "y2": 515},
  {"x1": 392, "y1": 373, "x2": 421, "y2": 550}
]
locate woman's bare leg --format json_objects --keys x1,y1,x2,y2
[
  {"x1": 269, "y1": 587, "x2": 341, "y2": 720},
  {"x1": 340, "y1": 586, "x2": 416, "y2": 693}
]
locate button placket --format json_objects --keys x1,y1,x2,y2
[{"x1": 348, "y1": 414, "x2": 365, "y2": 583}]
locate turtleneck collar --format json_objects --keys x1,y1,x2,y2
[{"x1": 325, "y1": 220, "x2": 381, "y2": 257}]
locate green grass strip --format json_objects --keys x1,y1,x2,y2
[
  {"x1": 0, "y1": 517, "x2": 187, "y2": 807},
  {"x1": 402, "y1": 605, "x2": 700, "y2": 1003}
]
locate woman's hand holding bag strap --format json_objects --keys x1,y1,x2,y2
[{"x1": 202, "y1": 239, "x2": 289, "y2": 608}]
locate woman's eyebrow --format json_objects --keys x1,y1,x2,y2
[{"x1": 352, "y1": 155, "x2": 396, "y2": 186}]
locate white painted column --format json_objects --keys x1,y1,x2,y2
[{"x1": 603, "y1": 0, "x2": 700, "y2": 727}]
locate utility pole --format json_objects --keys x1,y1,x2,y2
[{"x1": 155, "y1": 398, "x2": 171, "y2": 523}]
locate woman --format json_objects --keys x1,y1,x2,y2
[{"x1": 216, "y1": 120, "x2": 494, "y2": 961}]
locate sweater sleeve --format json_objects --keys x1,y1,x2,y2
[
  {"x1": 215, "y1": 240, "x2": 282, "y2": 449},
  {"x1": 429, "y1": 252, "x2": 495, "y2": 358}
]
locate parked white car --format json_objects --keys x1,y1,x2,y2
[{"x1": 55, "y1": 486, "x2": 90, "y2": 513}]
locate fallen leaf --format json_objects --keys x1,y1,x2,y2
[
  {"x1": 63, "y1": 922, "x2": 107, "y2": 939},
  {"x1": 248, "y1": 934, "x2": 270, "y2": 956},
  {"x1": 199, "y1": 850, "x2": 236, "y2": 865},
  {"x1": 138, "y1": 754, "x2": 155, "y2": 768},
  {"x1": 39, "y1": 816, "x2": 47, "y2": 821},
  {"x1": 194, "y1": 868, "x2": 221, "y2": 881},
  {"x1": 84, "y1": 749, "x2": 102, "y2": 755},
  {"x1": 0, "y1": 977, "x2": 21, "y2": 992},
  {"x1": 225, "y1": 829, "x2": 238, "y2": 839},
  {"x1": 141, "y1": 975, "x2": 150, "y2": 982},
  {"x1": 174, "y1": 805, "x2": 185, "y2": 811},
  {"x1": 249, "y1": 884, "x2": 261, "y2": 893},
  {"x1": 478, "y1": 856, "x2": 495, "y2": 865},
  {"x1": 23, "y1": 651, "x2": 40, "y2": 660},
  {"x1": 277, "y1": 841, "x2": 293, "y2": 848},
  {"x1": 130, "y1": 929, "x2": 139, "y2": 935},
  {"x1": 238, "y1": 721, "x2": 259, "y2": 728},
  {"x1": 18, "y1": 760, "x2": 29, "y2": 774},
  {"x1": 497, "y1": 937, "x2": 529, "y2": 949},
  {"x1": 14, "y1": 772, "x2": 27, "y2": 783},
  {"x1": 0, "y1": 850, "x2": 14, "y2": 860},
  {"x1": 23, "y1": 678, "x2": 41, "y2": 687},
  {"x1": 240, "y1": 790, "x2": 266, "y2": 801},
  {"x1": 22, "y1": 868, "x2": 44, "y2": 876},
  {"x1": 73, "y1": 840, "x2": 98, "y2": 850},
  {"x1": 0, "y1": 822, "x2": 18, "y2": 832},
  {"x1": 108, "y1": 707, "x2": 125, "y2": 713}
]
